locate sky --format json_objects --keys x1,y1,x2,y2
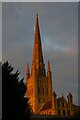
[
  {"x1": 0, "y1": 2, "x2": 2, "y2": 119},
  {"x1": 1, "y1": 0, "x2": 79, "y2": 2},
  {"x1": 0, "y1": 2, "x2": 1, "y2": 57},
  {"x1": 2, "y1": 2, "x2": 78, "y2": 105}
]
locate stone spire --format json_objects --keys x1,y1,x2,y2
[
  {"x1": 32, "y1": 14, "x2": 44, "y2": 72},
  {"x1": 26, "y1": 63, "x2": 30, "y2": 79},
  {"x1": 67, "y1": 92, "x2": 73, "y2": 108},
  {"x1": 47, "y1": 60, "x2": 52, "y2": 101},
  {"x1": 47, "y1": 60, "x2": 51, "y2": 78},
  {"x1": 48, "y1": 60, "x2": 51, "y2": 72},
  {"x1": 52, "y1": 91, "x2": 57, "y2": 108}
]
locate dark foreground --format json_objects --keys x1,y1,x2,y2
[{"x1": 31, "y1": 114, "x2": 80, "y2": 120}]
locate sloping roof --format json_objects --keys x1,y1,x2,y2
[
  {"x1": 39, "y1": 96, "x2": 68, "y2": 112},
  {"x1": 39, "y1": 101, "x2": 52, "y2": 111},
  {"x1": 57, "y1": 96, "x2": 67, "y2": 103},
  {"x1": 56, "y1": 97, "x2": 62, "y2": 102}
]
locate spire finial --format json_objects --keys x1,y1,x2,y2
[
  {"x1": 36, "y1": 13, "x2": 38, "y2": 17},
  {"x1": 62, "y1": 93, "x2": 64, "y2": 97},
  {"x1": 68, "y1": 92, "x2": 72, "y2": 97},
  {"x1": 52, "y1": 91, "x2": 57, "y2": 97},
  {"x1": 48, "y1": 60, "x2": 51, "y2": 72},
  {"x1": 26, "y1": 63, "x2": 30, "y2": 79}
]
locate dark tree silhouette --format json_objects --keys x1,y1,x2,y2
[
  {"x1": 0, "y1": 62, "x2": 2, "y2": 120},
  {"x1": 2, "y1": 61, "x2": 31, "y2": 120}
]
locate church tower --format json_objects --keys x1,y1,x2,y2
[{"x1": 26, "y1": 14, "x2": 52, "y2": 113}]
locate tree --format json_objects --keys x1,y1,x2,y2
[
  {"x1": 2, "y1": 61, "x2": 31, "y2": 120},
  {"x1": 0, "y1": 62, "x2": 2, "y2": 120}
]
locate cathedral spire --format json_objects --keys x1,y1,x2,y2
[
  {"x1": 32, "y1": 14, "x2": 44, "y2": 70},
  {"x1": 48, "y1": 60, "x2": 51, "y2": 72},
  {"x1": 47, "y1": 60, "x2": 52, "y2": 101},
  {"x1": 26, "y1": 63, "x2": 30, "y2": 79}
]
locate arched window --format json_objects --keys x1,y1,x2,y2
[
  {"x1": 46, "y1": 88, "x2": 48, "y2": 94},
  {"x1": 57, "y1": 102, "x2": 60, "y2": 107},
  {"x1": 38, "y1": 98, "x2": 40, "y2": 103},
  {"x1": 62, "y1": 101, "x2": 64, "y2": 107},
  {"x1": 63, "y1": 110, "x2": 66, "y2": 116},
  {"x1": 67, "y1": 110, "x2": 70, "y2": 115},
  {"x1": 58, "y1": 110, "x2": 61, "y2": 115},
  {"x1": 38, "y1": 88, "x2": 40, "y2": 94}
]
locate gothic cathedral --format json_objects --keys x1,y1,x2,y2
[{"x1": 26, "y1": 14, "x2": 78, "y2": 116}]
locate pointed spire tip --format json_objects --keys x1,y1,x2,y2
[
  {"x1": 36, "y1": 13, "x2": 38, "y2": 17},
  {"x1": 48, "y1": 60, "x2": 51, "y2": 72}
]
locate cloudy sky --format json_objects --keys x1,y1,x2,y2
[
  {"x1": 2, "y1": 2, "x2": 78, "y2": 105},
  {"x1": 1, "y1": 0, "x2": 79, "y2": 2}
]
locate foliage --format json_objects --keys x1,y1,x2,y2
[{"x1": 2, "y1": 61, "x2": 31, "y2": 120}]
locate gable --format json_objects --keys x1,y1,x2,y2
[{"x1": 57, "y1": 97, "x2": 68, "y2": 107}]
